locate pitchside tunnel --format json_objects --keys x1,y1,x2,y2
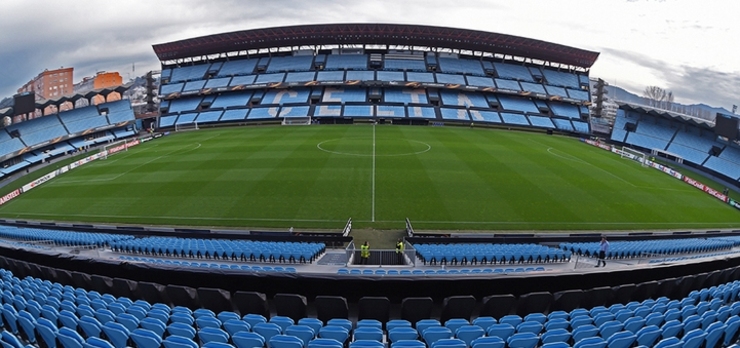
[{"x1": 1, "y1": 23, "x2": 740, "y2": 348}]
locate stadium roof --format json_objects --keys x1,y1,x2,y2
[
  {"x1": 619, "y1": 102, "x2": 715, "y2": 129},
  {"x1": 152, "y1": 23, "x2": 600, "y2": 68}
]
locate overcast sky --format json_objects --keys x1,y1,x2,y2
[{"x1": 0, "y1": 0, "x2": 738, "y2": 109}]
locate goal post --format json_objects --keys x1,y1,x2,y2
[
  {"x1": 175, "y1": 122, "x2": 199, "y2": 132},
  {"x1": 620, "y1": 146, "x2": 648, "y2": 167},
  {"x1": 282, "y1": 117, "x2": 312, "y2": 126}
]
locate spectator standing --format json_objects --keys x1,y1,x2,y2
[
  {"x1": 360, "y1": 241, "x2": 370, "y2": 265},
  {"x1": 596, "y1": 236, "x2": 609, "y2": 267}
]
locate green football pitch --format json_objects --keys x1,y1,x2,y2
[{"x1": 1, "y1": 125, "x2": 738, "y2": 231}]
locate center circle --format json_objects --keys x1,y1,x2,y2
[{"x1": 316, "y1": 138, "x2": 432, "y2": 157}]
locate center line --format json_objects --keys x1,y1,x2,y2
[{"x1": 372, "y1": 123, "x2": 376, "y2": 222}]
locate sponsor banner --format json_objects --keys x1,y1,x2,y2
[
  {"x1": 106, "y1": 139, "x2": 142, "y2": 156},
  {"x1": 58, "y1": 165, "x2": 69, "y2": 175},
  {"x1": 585, "y1": 139, "x2": 606, "y2": 149},
  {"x1": 0, "y1": 189, "x2": 21, "y2": 206},
  {"x1": 22, "y1": 171, "x2": 57, "y2": 193},
  {"x1": 683, "y1": 176, "x2": 728, "y2": 202}
]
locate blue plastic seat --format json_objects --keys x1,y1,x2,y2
[
  {"x1": 243, "y1": 314, "x2": 268, "y2": 328},
  {"x1": 431, "y1": 338, "x2": 466, "y2": 348},
  {"x1": 540, "y1": 343, "x2": 570, "y2": 348},
  {"x1": 197, "y1": 316, "x2": 223, "y2": 329},
  {"x1": 59, "y1": 310, "x2": 80, "y2": 330},
  {"x1": 140, "y1": 317, "x2": 166, "y2": 338},
  {"x1": 681, "y1": 328, "x2": 707, "y2": 348},
  {"x1": 455, "y1": 325, "x2": 484, "y2": 347},
  {"x1": 605, "y1": 331, "x2": 636, "y2": 348},
  {"x1": 101, "y1": 321, "x2": 130, "y2": 348},
  {"x1": 163, "y1": 335, "x2": 199, "y2": 348},
  {"x1": 422, "y1": 326, "x2": 453, "y2": 346},
  {"x1": 270, "y1": 335, "x2": 303, "y2": 348},
  {"x1": 444, "y1": 319, "x2": 469, "y2": 333},
  {"x1": 349, "y1": 340, "x2": 384, "y2": 348},
  {"x1": 725, "y1": 316, "x2": 740, "y2": 346},
  {"x1": 704, "y1": 321, "x2": 725, "y2": 348},
  {"x1": 2, "y1": 303, "x2": 19, "y2": 334},
  {"x1": 204, "y1": 342, "x2": 236, "y2": 348},
  {"x1": 130, "y1": 328, "x2": 163, "y2": 348},
  {"x1": 389, "y1": 327, "x2": 419, "y2": 342},
  {"x1": 540, "y1": 328, "x2": 570, "y2": 345},
  {"x1": 167, "y1": 322, "x2": 197, "y2": 340},
  {"x1": 660, "y1": 320, "x2": 682, "y2": 339},
  {"x1": 318, "y1": 326, "x2": 349, "y2": 344},
  {"x1": 470, "y1": 336, "x2": 505, "y2": 348},
  {"x1": 223, "y1": 319, "x2": 252, "y2": 336},
  {"x1": 267, "y1": 316, "x2": 293, "y2": 332},
  {"x1": 515, "y1": 322, "x2": 542, "y2": 335},
  {"x1": 254, "y1": 323, "x2": 283, "y2": 343},
  {"x1": 17, "y1": 309, "x2": 37, "y2": 343},
  {"x1": 653, "y1": 337, "x2": 682, "y2": 348},
  {"x1": 198, "y1": 327, "x2": 230, "y2": 344},
  {"x1": 572, "y1": 336, "x2": 606, "y2": 348},
  {"x1": 115, "y1": 312, "x2": 140, "y2": 332},
  {"x1": 357, "y1": 319, "x2": 382, "y2": 329},
  {"x1": 35, "y1": 317, "x2": 59, "y2": 348},
  {"x1": 326, "y1": 318, "x2": 352, "y2": 332},
  {"x1": 572, "y1": 324, "x2": 599, "y2": 344},
  {"x1": 485, "y1": 324, "x2": 515, "y2": 341},
  {"x1": 353, "y1": 327, "x2": 382, "y2": 342},
  {"x1": 387, "y1": 319, "x2": 412, "y2": 332},
  {"x1": 390, "y1": 340, "x2": 425, "y2": 348},
  {"x1": 506, "y1": 332, "x2": 539, "y2": 348},
  {"x1": 85, "y1": 337, "x2": 116, "y2": 348},
  {"x1": 79, "y1": 315, "x2": 103, "y2": 339},
  {"x1": 307, "y1": 338, "x2": 343, "y2": 348},
  {"x1": 232, "y1": 331, "x2": 266, "y2": 348},
  {"x1": 498, "y1": 315, "x2": 522, "y2": 327},
  {"x1": 297, "y1": 318, "x2": 323, "y2": 334},
  {"x1": 635, "y1": 325, "x2": 661, "y2": 347},
  {"x1": 58, "y1": 327, "x2": 86, "y2": 348},
  {"x1": 286, "y1": 324, "x2": 318, "y2": 347}
]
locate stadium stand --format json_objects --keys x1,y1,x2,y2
[
  {"x1": 4, "y1": 254, "x2": 740, "y2": 348},
  {"x1": 561, "y1": 238, "x2": 735, "y2": 259},
  {"x1": 414, "y1": 243, "x2": 571, "y2": 265},
  {"x1": 527, "y1": 116, "x2": 555, "y2": 129},
  {"x1": 325, "y1": 55, "x2": 368, "y2": 70},
  {"x1": 5, "y1": 115, "x2": 68, "y2": 147},
  {"x1": 500, "y1": 113, "x2": 530, "y2": 126},
  {"x1": 110, "y1": 237, "x2": 324, "y2": 263},
  {"x1": 437, "y1": 57, "x2": 485, "y2": 76},
  {"x1": 496, "y1": 96, "x2": 539, "y2": 114},
  {"x1": 493, "y1": 63, "x2": 534, "y2": 82},
  {"x1": 58, "y1": 107, "x2": 109, "y2": 134},
  {"x1": 169, "y1": 64, "x2": 211, "y2": 83},
  {"x1": 266, "y1": 56, "x2": 314, "y2": 73},
  {"x1": 384, "y1": 59, "x2": 426, "y2": 72}
]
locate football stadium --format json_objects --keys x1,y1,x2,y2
[{"x1": 0, "y1": 23, "x2": 739, "y2": 348}]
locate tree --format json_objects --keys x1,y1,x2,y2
[{"x1": 643, "y1": 86, "x2": 674, "y2": 109}]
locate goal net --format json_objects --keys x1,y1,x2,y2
[
  {"x1": 175, "y1": 122, "x2": 199, "y2": 132},
  {"x1": 620, "y1": 146, "x2": 648, "y2": 167},
  {"x1": 282, "y1": 117, "x2": 311, "y2": 126}
]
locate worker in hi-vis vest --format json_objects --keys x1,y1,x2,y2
[
  {"x1": 396, "y1": 239, "x2": 405, "y2": 264},
  {"x1": 360, "y1": 241, "x2": 370, "y2": 264}
]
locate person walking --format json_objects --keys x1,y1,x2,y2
[
  {"x1": 395, "y1": 239, "x2": 405, "y2": 265},
  {"x1": 596, "y1": 236, "x2": 609, "y2": 267},
  {"x1": 360, "y1": 241, "x2": 370, "y2": 265}
]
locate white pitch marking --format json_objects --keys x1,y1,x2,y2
[{"x1": 372, "y1": 123, "x2": 376, "y2": 223}]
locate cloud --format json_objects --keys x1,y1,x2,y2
[{"x1": 595, "y1": 47, "x2": 740, "y2": 108}]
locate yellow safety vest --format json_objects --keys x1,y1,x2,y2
[
  {"x1": 396, "y1": 242, "x2": 405, "y2": 253},
  {"x1": 360, "y1": 244, "x2": 369, "y2": 258}
]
